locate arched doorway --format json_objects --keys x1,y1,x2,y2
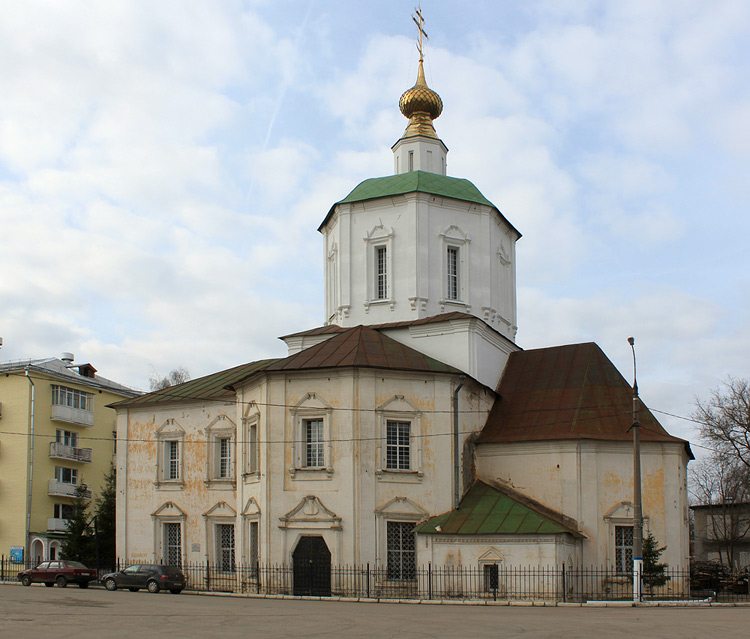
[
  {"x1": 292, "y1": 536, "x2": 331, "y2": 596},
  {"x1": 30, "y1": 539, "x2": 44, "y2": 565}
]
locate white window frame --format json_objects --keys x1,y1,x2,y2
[
  {"x1": 155, "y1": 419, "x2": 185, "y2": 488},
  {"x1": 376, "y1": 396, "x2": 423, "y2": 480},
  {"x1": 614, "y1": 525, "x2": 634, "y2": 574},
  {"x1": 364, "y1": 224, "x2": 394, "y2": 309},
  {"x1": 51, "y1": 385, "x2": 94, "y2": 412},
  {"x1": 376, "y1": 245, "x2": 388, "y2": 300},
  {"x1": 55, "y1": 466, "x2": 78, "y2": 484},
  {"x1": 385, "y1": 420, "x2": 411, "y2": 470},
  {"x1": 446, "y1": 246, "x2": 459, "y2": 300},
  {"x1": 439, "y1": 225, "x2": 470, "y2": 308},
  {"x1": 289, "y1": 393, "x2": 333, "y2": 478},
  {"x1": 205, "y1": 415, "x2": 236, "y2": 489}
]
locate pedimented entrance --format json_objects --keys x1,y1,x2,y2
[{"x1": 292, "y1": 536, "x2": 331, "y2": 596}]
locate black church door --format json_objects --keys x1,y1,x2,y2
[{"x1": 292, "y1": 536, "x2": 331, "y2": 596}]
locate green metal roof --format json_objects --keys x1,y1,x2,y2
[
  {"x1": 413, "y1": 481, "x2": 581, "y2": 536},
  {"x1": 109, "y1": 358, "x2": 278, "y2": 408},
  {"x1": 340, "y1": 171, "x2": 495, "y2": 207},
  {"x1": 319, "y1": 171, "x2": 519, "y2": 233}
]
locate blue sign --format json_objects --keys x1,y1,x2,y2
[{"x1": 10, "y1": 546, "x2": 24, "y2": 562}]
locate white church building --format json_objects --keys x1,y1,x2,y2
[{"x1": 113, "y1": 41, "x2": 692, "y2": 596}]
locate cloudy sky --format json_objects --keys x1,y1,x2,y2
[{"x1": 2, "y1": 0, "x2": 749, "y2": 449}]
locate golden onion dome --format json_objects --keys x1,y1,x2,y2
[{"x1": 399, "y1": 60, "x2": 443, "y2": 120}]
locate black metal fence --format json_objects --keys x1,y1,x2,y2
[{"x1": 2, "y1": 556, "x2": 748, "y2": 603}]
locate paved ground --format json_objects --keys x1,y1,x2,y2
[{"x1": 1, "y1": 583, "x2": 748, "y2": 638}]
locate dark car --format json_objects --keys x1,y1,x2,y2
[
  {"x1": 18, "y1": 560, "x2": 97, "y2": 588},
  {"x1": 102, "y1": 564, "x2": 186, "y2": 594}
]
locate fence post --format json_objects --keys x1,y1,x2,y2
[
  {"x1": 562, "y1": 563, "x2": 566, "y2": 603},
  {"x1": 366, "y1": 563, "x2": 370, "y2": 599},
  {"x1": 428, "y1": 562, "x2": 432, "y2": 600},
  {"x1": 205, "y1": 559, "x2": 210, "y2": 591}
]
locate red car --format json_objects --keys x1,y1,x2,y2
[{"x1": 18, "y1": 560, "x2": 97, "y2": 588}]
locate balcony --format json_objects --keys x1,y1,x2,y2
[
  {"x1": 47, "y1": 518, "x2": 70, "y2": 532},
  {"x1": 47, "y1": 479, "x2": 91, "y2": 499},
  {"x1": 49, "y1": 442, "x2": 92, "y2": 463},
  {"x1": 51, "y1": 404, "x2": 94, "y2": 427}
]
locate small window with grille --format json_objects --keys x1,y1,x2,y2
[
  {"x1": 386, "y1": 421, "x2": 410, "y2": 470},
  {"x1": 386, "y1": 521, "x2": 416, "y2": 581},
  {"x1": 484, "y1": 564, "x2": 499, "y2": 592},
  {"x1": 164, "y1": 522, "x2": 182, "y2": 567},
  {"x1": 249, "y1": 521, "x2": 259, "y2": 573},
  {"x1": 216, "y1": 524, "x2": 235, "y2": 572},
  {"x1": 615, "y1": 525, "x2": 633, "y2": 574}
]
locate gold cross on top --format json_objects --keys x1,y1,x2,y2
[{"x1": 412, "y1": 5, "x2": 429, "y2": 62}]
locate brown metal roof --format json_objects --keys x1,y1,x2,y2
[
  {"x1": 477, "y1": 342, "x2": 691, "y2": 453},
  {"x1": 265, "y1": 325, "x2": 462, "y2": 375},
  {"x1": 110, "y1": 359, "x2": 278, "y2": 408}
]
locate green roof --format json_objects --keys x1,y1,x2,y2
[
  {"x1": 109, "y1": 359, "x2": 278, "y2": 408},
  {"x1": 413, "y1": 481, "x2": 581, "y2": 536},
  {"x1": 319, "y1": 171, "x2": 518, "y2": 232},
  {"x1": 340, "y1": 171, "x2": 495, "y2": 207}
]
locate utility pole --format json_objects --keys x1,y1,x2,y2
[{"x1": 628, "y1": 337, "x2": 643, "y2": 602}]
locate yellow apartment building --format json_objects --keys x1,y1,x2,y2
[{"x1": 0, "y1": 353, "x2": 138, "y2": 563}]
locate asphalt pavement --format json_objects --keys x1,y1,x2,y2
[{"x1": 1, "y1": 582, "x2": 748, "y2": 638}]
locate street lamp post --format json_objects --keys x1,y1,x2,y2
[{"x1": 628, "y1": 337, "x2": 643, "y2": 602}]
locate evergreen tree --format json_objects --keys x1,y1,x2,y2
[
  {"x1": 94, "y1": 464, "x2": 117, "y2": 570},
  {"x1": 60, "y1": 482, "x2": 94, "y2": 564},
  {"x1": 642, "y1": 532, "x2": 670, "y2": 589}
]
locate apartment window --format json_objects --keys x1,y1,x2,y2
[
  {"x1": 56, "y1": 430, "x2": 79, "y2": 447},
  {"x1": 615, "y1": 525, "x2": 634, "y2": 574},
  {"x1": 164, "y1": 441, "x2": 179, "y2": 480},
  {"x1": 376, "y1": 246, "x2": 388, "y2": 300},
  {"x1": 386, "y1": 421, "x2": 410, "y2": 470},
  {"x1": 304, "y1": 419, "x2": 325, "y2": 468},
  {"x1": 53, "y1": 503, "x2": 75, "y2": 519},
  {"x1": 216, "y1": 524, "x2": 235, "y2": 572},
  {"x1": 51, "y1": 385, "x2": 94, "y2": 412},
  {"x1": 386, "y1": 521, "x2": 416, "y2": 580},
  {"x1": 55, "y1": 466, "x2": 78, "y2": 484},
  {"x1": 447, "y1": 246, "x2": 459, "y2": 300},
  {"x1": 164, "y1": 522, "x2": 182, "y2": 567}
]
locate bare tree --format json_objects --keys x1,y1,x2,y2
[
  {"x1": 691, "y1": 452, "x2": 750, "y2": 569},
  {"x1": 149, "y1": 366, "x2": 190, "y2": 391},
  {"x1": 694, "y1": 377, "x2": 750, "y2": 470}
]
